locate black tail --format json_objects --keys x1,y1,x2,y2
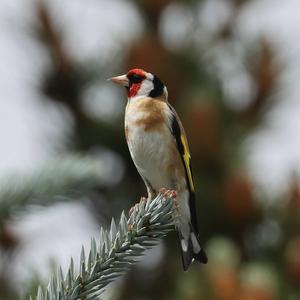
[
  {"x1": 179, "y1": 190, "x2": 208, "y2": 271},
  {"x1": 178, "y1": 227, "x2": 208, "y2": 271}
]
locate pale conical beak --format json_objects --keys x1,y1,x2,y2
[{"x1": 108, "y1": 74, "x2": 129, "y2": 87}]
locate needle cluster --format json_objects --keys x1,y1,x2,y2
[{"x1": 33, "y1": 193, "x2": 175, "y2": 300}]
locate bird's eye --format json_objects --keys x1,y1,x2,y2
[{"x1": 129, "y1": 74, "x2": 143, "y2": 83}]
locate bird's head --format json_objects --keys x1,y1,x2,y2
[{"x1": 109, "y1": 68, "x2": 168, "y2": 100}]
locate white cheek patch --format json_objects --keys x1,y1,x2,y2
[{"x1": 136, "y1": 80, "x2": 154, "y2": 97}]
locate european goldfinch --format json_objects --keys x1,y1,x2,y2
[{"x1": 110, "y1": 68, "x2": 208, "y2": 270}]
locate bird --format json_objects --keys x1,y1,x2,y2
[{"x1": 109, "y1": 68, "x2": 208, "y2": 270}]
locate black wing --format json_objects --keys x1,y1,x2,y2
[{"x1": 167, "y1": 104, "x2": 198, "y2": 233}]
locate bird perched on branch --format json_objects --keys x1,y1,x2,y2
[{"x1": 109, "y1": 68, "x2": 207, "y2": 270}]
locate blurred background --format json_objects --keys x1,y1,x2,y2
[{"x1": 1, "y1": 0, "x2": 300, "y2": 299}]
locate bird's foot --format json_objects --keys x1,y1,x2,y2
[
  {"x1": 159, "y1": 188, "x2": 177, "y2": 199},
  {"x1": 159, "y1": 188, "x2": 180, "y2": 213}
]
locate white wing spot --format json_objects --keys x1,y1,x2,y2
[{"x1": 181, "y1": 239, "x2": 188, "y2": 252}]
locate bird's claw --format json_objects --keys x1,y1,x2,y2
[
  {"x1": 159, "y1": 188, "x2": 180, "y2": 214},
  {"x1": 159, "y1": 188, "x2": 177, "y2": 199}
]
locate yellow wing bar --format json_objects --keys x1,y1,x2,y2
[
  {"x1": 180, "y1": 134, "x2": 195, "y2": 192},
  {"x1": 167, "y1": 103, "x2": 195, "y2": 193}
]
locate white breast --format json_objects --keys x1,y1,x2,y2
[
  {"x1": 125, "y1": 98, "x2": 191, "y2": 234},
  {"x1": 125, "y1": 100, "x2": 175, "y2": 191}
]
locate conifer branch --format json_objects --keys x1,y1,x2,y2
[
  {"x1": 33, "y1": 193, "x2": 175, "y2": 300},
  {"x1": 0, "y1": 155, "x2": 105, "y2": 220}
]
